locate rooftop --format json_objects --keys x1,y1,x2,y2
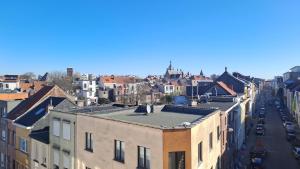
[
  {"x1": 14, "y1": 97, "x2": 70, "y2": 127},
  {"x1": 197, "y1": 101, "x2": 237, "y2": 111},
  {"x1": 63, "y1": 104, "x2": 219, "y2": 129},
  {"x1": 29, "y1": 127, "x2": 49, "y2": 144}
]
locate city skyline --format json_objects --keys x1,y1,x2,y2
[{"x1": 1, "y1": 0, "x2": 300, "y2": 78}]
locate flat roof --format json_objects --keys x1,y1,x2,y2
[
  {"x1": 77, "y1": 105, "x2": 218, "y2": 129},
  {"x1": 197, "y1": 101, "x2": 237, "y2": 111}
]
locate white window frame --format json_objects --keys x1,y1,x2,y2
[
  {"x1": 1, "y1": 129, "x2": 6, "y2": 141},
  {"x1": 53, "y1": 119, "x2": 60, "y2": 137},
  {"x1": 62, "y1": 121, "x2": 71, "y2": 141},
  {"x1": 19, "y1": 137, "x2": 28, "y2": 153},
  {"x1": 63, "y1": 152, "x2": 70, "y2": 169},
  {"x1": 53, "y1": 149, "x2": 59, "y2": 167},
  {"x1": 0, "y1": 153, "x2": 4, "y2": 167}
]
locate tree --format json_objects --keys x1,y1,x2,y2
[
  {"x1": 210, "y1": 74, "x2": 219, "y2": 81},
  {"x1": 136, "y1": 83, "x2": 152, "y2": 104},
  {"x1": 20, "y1": 72, "x2": 36, "y2": 81},
  {"x1": 160, "y1": 95, "x2": 173, "y2": 104},
  {"x1": 47, "y1": 71, "x2": 73, "y2": 93}
]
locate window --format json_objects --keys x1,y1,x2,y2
[
  {"x1": 216, "y1": 156, "x2": 221, "y2": 169},
  {"x1": 63, "y1": 152, "x2": 70, "y2": 169},
  {"x1": 19, "y1": 138, "x2": 27, "y2": 153},
  {"x1": 62, "y1": 121, "x2": 71, "y2": 140},
  {"x1": 222, "y1": 131, "x2": 225, "y2": 146},
  {"x1": 33, "y1": 143, "x2": 39, "y2": 162},
  {"x1": 169, "y1": 151, "x2": 185, "y2": 169},
  {"x1": 53, "y1": 119, "x2": 60, "y2": 137},
  {"x1": 85, "y1": 132, "x2": 93, "y2": 152},
  {"x1": 1, "y1": 129, "x2": 6, "y2": 141},
  {"x1": 114, "y1": 140, "x2": 125, "y2": 162},
  {"x1": 138, "y1": 146, "x2": 150, "y2": 169},
  {"x1": 12, "y1": 131, "x2": 16, "y2": 146},
  {"x1": 7, "y1": 129, "x2": 10, "y2": 145},
  {"x1": 209, "y1": 132, "x2": 213, "y2": 150},
  {"x1": 198, "y1": 142, "x2": 203, "y2": 165},
  {"x1": 217, "y1": 126, "x2": 220, "y2": 140},
  {"x1": 84, "y1": 84, "x2": 87, "y2": 89},
  {"x1": 86, "y1": 167, "x2": 91, "y2": 169},
  {"x1": 53, "y1": 149, "x2": 59, "y2": 169},
  {"x1": 0, "y1": 153, "x2": 4, "y2": 168}
]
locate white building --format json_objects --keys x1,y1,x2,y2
[
  {"x1": 74, "y1": 74, "x2": 98, "y2": 105},
  {"x1": 158, "y1": 84, "x2": 175, "y2": 95}
]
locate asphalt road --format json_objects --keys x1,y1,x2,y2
[{"x1": 258, "y1": 91, "x2": 300, "y2": 169}]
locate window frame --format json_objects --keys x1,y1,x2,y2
[
  {"x1": 209, "y1": 132, "x2": 213, "y2": 150},
  {"x1": 198, "y1": 142, "x2": 203, "y2": 166},
  {"x1": 85, "y1": 132, "x2": 93, "y2": 152},
  {"x1": 114, "y1": 140, "x2": 125, "y2": 163},
  {"x1": 137, "y1": 146, "x2": 150, "y2": 169},
  {"x1": 62, "y1": 121, "x2": 71, "y2": 141},
  {"x1": 53, "y1": 118, "x2": 61, "y2": 137},
  {"x1": 19, "y1": 137, "x2": 28, "y2": 153}
]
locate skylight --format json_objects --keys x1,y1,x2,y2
[{"x1": 35, "y1": 108, "x2": 45, "y2": 116}]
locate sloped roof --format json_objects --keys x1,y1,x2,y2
[
  {"x1": 100, "y1": 76, "x2": 137, "y2": 84},
  {"x1": 29, "y1": 127, "x2": 49, "y2": 144},
  {"x1": 216, "y1": 81, "x2": 237, "y2": 96},
  {"x1": 7, "y1": 85, "x2": 54, "y2": 120},
  {"x1": 215, "y1": 71, "x2": 246, "y2": 93},
  {"x1": 14, "y1": 97, "x2": 67, "y2": 127}
]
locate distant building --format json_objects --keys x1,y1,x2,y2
[
  {"x1": 74, "y1": 74, "x2": 97, "y2": 106},
  {"x1": 164, "y1": 61, "x2": 184, "y2": 80},
  {"x1": 0, "y1": 75, "x2": 20, "y2": 91},
  {"x1": 283, "y1": 66, "x2": 300, "y2": 82},
  {"x1": 67, "y1": 68, "x2": 73, "y2": 78}
]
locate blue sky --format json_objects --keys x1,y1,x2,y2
[{"x1": 0, "y1": 0, "x2": 299, "y2": 79}]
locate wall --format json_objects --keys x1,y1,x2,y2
[
  {"x1": 191, "y1": 111, "x2": 221, "y2": 169},
  {"x1": 15, "y1": 127, "x2": 31, "y2": 169},
  {"x1": 30, "y1": 139, "x2": 49, "y2": 169},
  {"x1": 163, "y1": 129, "x2": 191, "y2": 169},
  {"x1": 50, "y1": 111, "x2": 76, "y2": 169},
  {"x1": 76, "y1": 114, "x2": 163, "y2": 169}
]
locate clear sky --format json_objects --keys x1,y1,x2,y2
[{"x1": 0, "y1": 0, "x2": 299, "y2": 79}]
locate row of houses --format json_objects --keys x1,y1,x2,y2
[
  {"x1": 0, "y1": 68, "x2": 258, "y2": 169},
  {"x1": 273, "y1": 66, "x2": 300, "y2": 128}
]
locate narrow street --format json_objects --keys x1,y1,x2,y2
[
  {"x1": 263, "y1": 101, "x2": 299, "y2": 169},
  {"x1": 247, "y1": 89, "x2": 300, "y2": 169}
]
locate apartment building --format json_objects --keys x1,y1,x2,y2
[{"x1": 51, "y1": 104, "x2": 222, "y2": 169}]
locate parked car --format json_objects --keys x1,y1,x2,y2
[
  {"x1": 281, "y1": 116, "x2": 287, "y2": 121},
  {"x1": 256, "y1": 124, "x2": 265, "y2": 136},
  {"x1": 256, "y1": 128, "x2": 265, "y2": 136},
  {"x1": 292, "y1": 147, "x2": 300, "y2": 159},
  {"x1": 259, "y1": 113, "x2": 265, "y2": 118},
  {"x1": 286, "y1": 132, "x2": 296, "y2": 141},
  {"x1": 250, "y1": 157, "x2": 263, "y2": 169},
  {"x1": 258, "y1": 118, "x2": 265, "y2": 124},
  {"x1": 283, "y1": 121, "x2": 293, "y2": 128}
]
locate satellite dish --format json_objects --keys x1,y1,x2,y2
[{"x1": 146, "y1": 104, "x2": 151, "y2": 113}]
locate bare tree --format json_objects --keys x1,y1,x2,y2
[
  {"x1": 47, "y1": 71, "x2": 73, "y2": 93},
  {"x1": 20, "y1": 72, "x2": 36, "y2": 81},
  {"x1": 136, "y1": 83, "x2": 152, "y2": 104},
  {"x1": 210, "y1": 74, "x2": 219, "y2": 81}
]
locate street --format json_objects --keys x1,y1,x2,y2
[{"x1": 247, "y1": 89, "x2": 300, "y2": 169}]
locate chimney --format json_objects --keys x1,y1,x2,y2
[{"x1": 47, "y1": 98, "x2": 54, "y2": 112}]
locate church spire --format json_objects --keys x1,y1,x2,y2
[
  {"x1": 168, "y1": 60, "x2": 172, "y2": 70},
  {"x1": 200, "y1": 69, "x2": 204, "y2": 76}
]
